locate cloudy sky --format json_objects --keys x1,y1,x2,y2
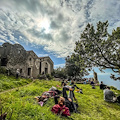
[{"x1": 0, "y1": 0, "x2": 120, "y2": 69}]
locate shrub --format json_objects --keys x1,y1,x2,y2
[
  {"x1": 110, "y1": 86, "x2": 117, "y2": 90},
  {"x1": 37, "y1": 74, "x2": 46, "y2": 80},
  {"x1": 46, "y1": 74, "x2": 53, "y2": 80},
  {"x1": 2, "y1": 82, "x2": 12, "y2": 90},
  {"x1": 0, "y1": 67, "x2": 7, "y2": 74}
]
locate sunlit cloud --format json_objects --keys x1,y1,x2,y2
[{"x1": 0, "y1": 0, "x2": 120, "y2": 58}]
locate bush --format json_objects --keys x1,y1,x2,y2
[
  {"x1": 2, "y1": 82, "x2": 12, "y2": 90},
  {"x1": 0, "y1": 67, "x2": 7, "y2": 74},
  {"x1": 110, "y1": 86, "x2": 117, "y2": 90},
  {"x1": 37, "y1": 74, "x2": 47, "y2": 80},
  {"x1": 46, "y1": 74, "x2": 53, "y2": 80}
]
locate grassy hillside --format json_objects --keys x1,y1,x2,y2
[
  {"x1": 0, "y1": 79, "x2": 120, "y2": 120},
  {"x1": 0, "y1": 74, "x2": 32, "y2": 92}
]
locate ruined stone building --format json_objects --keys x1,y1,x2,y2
[{"x1": 0, "y1": 42, "x2": 54, "y2": 78}]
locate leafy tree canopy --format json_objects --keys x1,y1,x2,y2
[
  {"x1": 65, "y1": 54, "x2": 89, "y2": 79},
  {"x1": 53, "y1": 67, "x2": 67, "y2": 79},
  {"x1": 74, "y1": 21, "x2": 120, "y2": 80}
]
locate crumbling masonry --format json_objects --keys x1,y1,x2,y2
[{"x1": 0, "y1": 42, "x2": 54, "y2": 78}]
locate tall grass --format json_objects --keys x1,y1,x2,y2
[
  {"x1": 0, "y1": 74, "x2": 32, "y2": 92},
  {"x1": 0, "y1": 79, "x2": 120, "y2": 120}
]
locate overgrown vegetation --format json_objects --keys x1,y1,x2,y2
[
  {"x1": 53, "y1": 67, "x2": 67, "y2": 79},
  {"x1": 0, "y1": 74, "x2": 32, "y2": 92},
  {"x1": 37, "y1": 73, "x2": 53, "y2": 80},
  {"x1": 65, "y1": 55, "x2": 89, "y2": 79},
  {"x1": 0, "y1": 78, "x2": 120, "y2": 120},
  {"x1": 0, "y1": 67, "x2": 7, "y2": 74}
]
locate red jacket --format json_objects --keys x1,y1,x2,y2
[{"x1": 51, "y1": 104, "x2": 70, "y2": 117}]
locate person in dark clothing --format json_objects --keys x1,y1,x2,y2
[
  {"x1": 61, "y1": 80, "x2": 65, "y2": 87},
  {"x1": 62, "y1": 83, "x2": 79, "y2": 113},
  {"x1": 90, "y1": 80, "x2": 94, "y2": 85},
  {"x1": 16, "y1": 69, "x2": 20, "y2": 79},
  {"x1": 117, "y1": 95, "x2": 120, "y2": 103},
  {"x1": 62, "y1": 82, "x2": 76, "y2": 100},
  {"x1": 100, "y1": 81, "x2": 106, "y2": 90},
  {"x1": 62, "y1": 85, "x2": 70, "y2": 99},
  {"x1": 90, "y1": 80, "x2": 96, "y2": 89},
  {"x1": 69, "y1": 81, "x2": 80, "y2": 101}
]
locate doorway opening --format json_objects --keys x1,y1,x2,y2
[
  {"x1": 1, "y1": 58, "x2": 7, "y2": 66},
  {"x1": 28, "y1": 68, "x2": 31, "y2": 76}
]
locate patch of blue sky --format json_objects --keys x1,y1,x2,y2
[{"x1": 85, "y1": 67, "x2": 120, "y2": 90}]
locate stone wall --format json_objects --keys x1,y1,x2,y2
[{"x1": 0, "y1": 42, "x2": 54, "y2": 78}]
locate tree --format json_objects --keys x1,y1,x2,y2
[
  {"x1": 53, "y1": 67, "x2": 67, "y2": 79},
  {"x1": 65, "y1": 54, "x2": 89, "y2": 79},
  {"x1": 74, "y1": 21, "x2": 120, "y2": 80}
]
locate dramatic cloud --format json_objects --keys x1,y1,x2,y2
[{"x1": 0, "y1": 0, "x2": 120, "y2": 58}]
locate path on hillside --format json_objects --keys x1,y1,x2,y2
[{"x1": 0, "y1": 79, "x2": 36, "y2": 95}]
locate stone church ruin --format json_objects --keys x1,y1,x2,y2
[{"x1": 0, "y1": 42, "x2": 54, "y2": 78}]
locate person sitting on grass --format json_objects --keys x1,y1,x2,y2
[
  {"x1": 51, "y1": 97, "x2": 70, "y2": 117},
  {"x1": 90, "y1": 80, "x2": 95, "y2": 89},
  {"x1": 100, "y1": 81, "x2": 106, "y2": 90},
  {"x1": 104, "y1": 86, "x2": 120, "y2": 103},
  {"x1": 35, "y1": 86, "x2": 62, "y2": 106},
  {"x1": 90, "y1": 80, "x2": 94, "y2": 85}
]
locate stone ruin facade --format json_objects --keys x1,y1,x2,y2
[{"x1": 0, "y1": 42, "x2": 54, "y2": 78}]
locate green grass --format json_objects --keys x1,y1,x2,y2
[
  {"x1": 0, "y1": 78, "x2": 120, "y2": 120},
  {"x1": 0, "y1": 74, "x2": 32, "y2": 92}
]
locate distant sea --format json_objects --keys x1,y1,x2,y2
[{"x1": 85, "y1": 75, "x2": 120, "y2": 90}]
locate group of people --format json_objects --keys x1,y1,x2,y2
[
  {"x1": 90, "y1": 80, "x2": 120, "y2": 103},
  {"x1": 35, "y1": 80, "x2": 120, "y2": 117},
  {"x1": 35, "y1": 80, "x2": 82, "y2": 117},
  {"x1": 100, "y1": 81, "x2": 120, "y2": 103},
  {"x1": 51, "y1": 80, "x2": 82, "y2": 116}
]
